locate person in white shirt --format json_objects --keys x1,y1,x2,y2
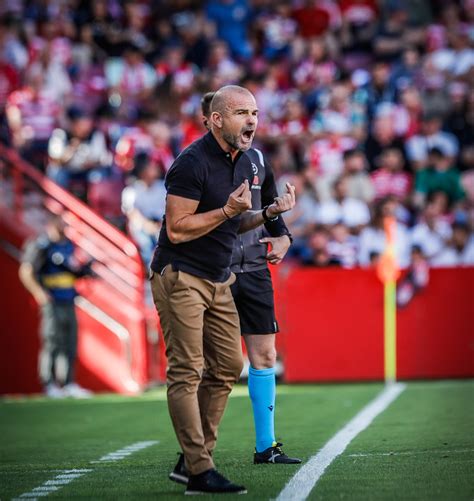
[
  {"x1": 121, "y1": 152, "x2": 167, "y2": 266},
  {"x1": 358, "y1": 196, "x2": 411, "y2": 268},
  {"x1": 431, "y1": 222, "x2": 474, "y2": 267},
  {"x1": 327, "y1": 222, "x2": 358, "y2": 268},
  {"x1": 405, "y1": 113, "x2": 459, "y2": 170},
  {"x1": 410, "y1": 201, "x2": 452, "y2": 262},
  {"x1": 318, "y1": 175, "x2": 370, "y2": 230}
]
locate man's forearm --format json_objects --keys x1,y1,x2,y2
[
  {"x1": 238, "y1": 210, "x2": 265, "y2": 233},
  {"x1": 167, "y1": 207, "x2": 228, "y2": 244},
  {"x1": 19, "y1": 264, "x2": 49, "y2": 303}
]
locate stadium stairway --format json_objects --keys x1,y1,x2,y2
[{"x1": 0, "y1": 144, "x2": 166, "y2": 395}]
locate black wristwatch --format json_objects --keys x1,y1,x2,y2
[{"x1": 262, "y1": 205, "x2": 279, "y2": 222}]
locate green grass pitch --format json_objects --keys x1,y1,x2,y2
[{"x1": 1, "y1": 380, "x2": 473, "y2": 500}]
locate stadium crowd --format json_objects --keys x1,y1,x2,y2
[{"x1": 1, "y1": 0, "x2": 474, "y2": 269}]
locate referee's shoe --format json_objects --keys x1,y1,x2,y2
[{"x1": 254, "y1": 442, "x2": 301, "y2": 464}]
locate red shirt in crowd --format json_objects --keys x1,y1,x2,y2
[
  {"x1": 371, "y1": 168, "x2": 412, "y2": 200},
  {"x1": 114, "y1": 126, "x2": 174, "y2": 173},
  {"x1": 292, "y1": 5, "x2": 330, "y2": 38},
  {"x1": 6, "y1": 87, "x2": 60, "y2": 141},
  {"x1": 339, "y1": 0, "x2": 378, "y2": 24}
]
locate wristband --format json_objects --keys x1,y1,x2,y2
[
  {"x1": 262, "y1": 205, "x2": 279, "y2": 222},
  {"x1": 222, "y1": 206, "x2": 231, "y2": 220}
]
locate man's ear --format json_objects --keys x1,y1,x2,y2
[{"x1": 211, "y1": 111, "x2": 222, "y2": 129}]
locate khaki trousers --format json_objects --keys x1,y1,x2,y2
[{"x1": 150, "y1": 266, "x2": 243, "y2": 475}]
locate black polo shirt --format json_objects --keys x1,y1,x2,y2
[{"x1": 151, "y1": 131, "x2": 254, "y2": 282}]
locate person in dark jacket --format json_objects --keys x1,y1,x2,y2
[
  {"x1": 19, "y1": 214, "x2": 93, "y2": 399},
  {"x1": 168, "y1": 93, "x2": 300, "y2": 487}
]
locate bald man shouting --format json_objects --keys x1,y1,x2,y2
[{"x1": 150, "y1": 85, "x2": 295, "y2": 495}]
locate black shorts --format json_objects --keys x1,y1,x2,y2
[{"x1": 230, "y1": 268, "x2": 279, "y2": 335}]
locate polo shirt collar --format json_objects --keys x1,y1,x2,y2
[{"x1": 203, "y1": 131, "x2": 244, "y2": 163}]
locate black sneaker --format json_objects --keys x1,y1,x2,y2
[
  {"x1": 169, "y1": 453, "x2": 189, "y2": 485},
  {"x1": 254, "y1": 442, "x2": 301, "y2": 464},
  {"x1": 185, "y1": 468, "x2": 247, "y2": 495}
]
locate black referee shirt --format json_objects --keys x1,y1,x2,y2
[{"x1": 151, "y1": 131, "x2": 254, "y2": 282}]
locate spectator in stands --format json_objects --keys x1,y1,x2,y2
[
  {"x1": 397, "y1": 244, "x2": 430, "y2": 307},
  {"x1": 307, "y1": 112, "x2": 358, "y2": 201},
  {"x1": 364, "y1": 113, "x2": 406, "y2": 171},
  {"x1": 410, "y1": 200, "x2": 452, "y2": 262},
  {"x1": 363, "y1": 61, "x2": 395, "y2": 120},
  {"x1": 0, "y1": 51, "x2": 19, "y2": 144},
  {"x1": 6, "y1": 68, "x2": 61, "y2": 171},
  {"x1": 371, "y1": 147, "x2": 412, "y2": 202},
  {"x1": 389, "y1": 46, "x2": 422, "y2": 96},
  {"x1": 406, "y1": 112, "x2": 459, "y2": 170},
  {"x1": 372, "y1": 3, "x2": 411, "y2": 63},
  {"x1": 292, "y1": 0, "x2": 332, "y2": 39},
  {"x1": 257, "y1": 2, "x2": 297, "y2": 60},
  {"x1": 431, "y1": 221, "x2": 474, "y2": 266},
  {"x1": 0, "y1": 15, "x2": 28, "y2": 70},
  {"x1": 278, "y1": 172, "x2": 319, "y2": 257},
  {"x1": 327, "y1": 222, "x2": 358, "y2": 268},
  {"x1": 342, "y1": 148, "x2": 375, "y2": 203},
  {"x1": 205, "y1": 39, "x2": 243, "y2": 85},
  {"x1": 28, "y1": 44, "x2": 72, "y2": 105},
  {"x1": 47, "y1": 108, "x2": 111, "y2": 199},
  {"x1": 443, "y1": 82, "x2": 472, "y2": 152},
  {"x1": 121, "y1": 152, "x2": 166, "y2": 267},
  {"x1": 318, "y1": 175, "x2": 371, "y2": 231},
  {"x1": 19, "y1": 214, "x2": 93, "y2": 398},
  {"x1": 339, "y1": 0, "x2": 378, "y2": 70},
  {"x1": 358, "y1": 196, "x2": 411, "y2": 267},
  {"x1": 104, "y1": 43, "x2": 157, "y2": 118},
  {"x1": 302, "y1": 225, "x2": 341, "y2": 267},
  {"x1": 206, "y1": 0, "x2": 252, "y2": 60},
  {"x1": 413, "y1": 147, "x2": 465, "y2": 209}
]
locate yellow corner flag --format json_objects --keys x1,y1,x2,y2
[{"x1": 376, "y1": 216, "x2": 400, "y2": 383}]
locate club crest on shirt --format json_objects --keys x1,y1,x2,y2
[{"x1": 251, "y1": 163, "x2": 260, "y2": 188}]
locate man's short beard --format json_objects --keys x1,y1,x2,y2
[{"x1": 222, "y1": 131, "x2": 241, "y2": 151}]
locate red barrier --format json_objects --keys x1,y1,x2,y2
[
  {"x1": 397, "y1": 268, "x2": 474, "y2": 379},
  {"x1": 274, "y1": 266, "x2": 474, "y2": 382}
]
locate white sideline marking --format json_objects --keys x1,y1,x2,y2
[
  {"x1": 348, "y1": 448, "x2": 474, "y2": 458},
  {"x1": 12, "y1": 469, "x2": 92, "y2": 501},
  {"x1": 89, "y1": 440, "x2": 158, "y2": 463},
  {"x1": 276, "y1": 382, "x2": 406, "y2": 501},
  {"x1": 12, "y1": 441, "x2": 158, "y2": 500}
]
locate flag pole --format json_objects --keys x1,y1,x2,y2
[{"x1": 377, "y1": 216, "x2": 400, "y2": 384}]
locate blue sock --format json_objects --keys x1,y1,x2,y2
[{"x1": 248, "y1": 366, "x2": 276, "y2": 453}]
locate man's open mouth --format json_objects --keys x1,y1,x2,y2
[{"x1": 242, "y1": 130, "x2": 254, "y2": 141}]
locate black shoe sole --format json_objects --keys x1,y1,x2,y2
[{"x1": 169, "y1": 472, "x2": 189, "y2": 485}]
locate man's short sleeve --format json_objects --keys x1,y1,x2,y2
[
  {"x1": 165, "y1": 152, "x2": 205, "y2": 201},
  {"x1": 21, "y1": 238, "x2": 46, "y2": 273}
]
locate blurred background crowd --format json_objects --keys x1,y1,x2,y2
[{"x1": 1, "y1": 0, "x2": 473, "y2": 269}]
